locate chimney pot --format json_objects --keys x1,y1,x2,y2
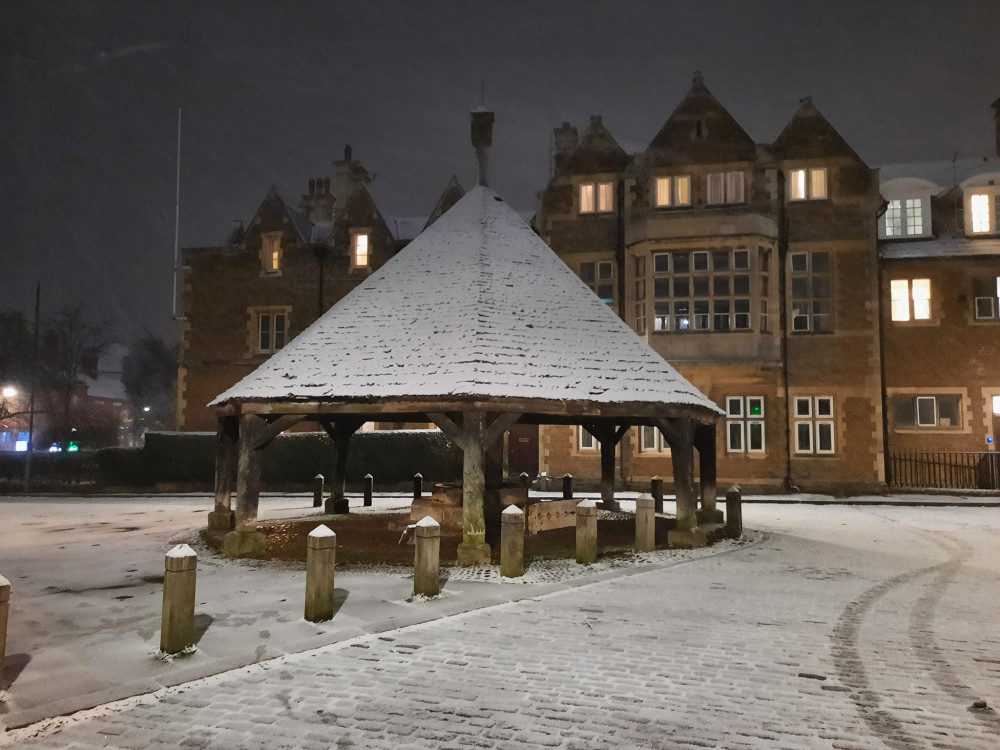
[{"x1": 344, "y1": 144, "x2": 352, "y2": 162}]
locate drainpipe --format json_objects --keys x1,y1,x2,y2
[
  {"x1": 777, "y1": 169, "x2": 793, "y2": 491},
  {"x1": 874, "y1": 194, "x2": 892, "y2": 486},
  {"x1": 616, "y1": 176, "x2": 626, "y2": 319}
]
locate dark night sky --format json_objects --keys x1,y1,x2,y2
[{"x1": 2, "y1": 1, "x2": 999, "y2": 342}]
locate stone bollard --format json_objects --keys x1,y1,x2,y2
[
  {"x1": 726, "y1": 485, "x2": 743, "y2": 539},
  {"x1": 562, "y1": 473, "x2": 573, "y2": 500},
  {"x1": 413, "y1": 516, "x2": 441, "y2": 597},
  {"x1": 304, "y1": 525, "x2": 337, "y2": 622},
  {"x1": 363, "y1": 473, "x2": 373, "y2": 507},
  {"x1": 519, "y1": 471, "x2": 531, "y2": 503},
  {"x1": 0, "y1": 574, "x2": 9, "y2": 687},
  {"x1": 413, "y1": 473, "x2": 423, "y2": 501},
  {"x1": 500, "y1": 505, "x2": 525, "y2": 578},
  {"x1": 635, "y1": 494, "x2": 656, "y2": 553},
  {"x1": 575, "y1": 499, "x2": 598, "y2": 565},
  {"x1": 160, "y1": 545, "x2": 197, "y2": 654},
  {"x1": 651, "y1": 476, "x2": 664, "y2": 514},
  {"x1": 312, "y1": 474, "x2": 325, "y2": 508}
]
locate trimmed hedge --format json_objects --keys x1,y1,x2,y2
[{"x1": 95, "y1": 429, "x2": 462, "y2": 488}]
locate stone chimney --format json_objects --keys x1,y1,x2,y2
[
  {"x1": 470, "y1": 107, "x2": 495, "y2": 187},
  {"x1": 300, "y1": 174, "x2": 335, "y2": 222},
  {"x1": 992, "y1": 96, "x2": 1000, "y2": 158},
  {"x1": 553, "y1": 122, "x2": 578, "y2": 174}
]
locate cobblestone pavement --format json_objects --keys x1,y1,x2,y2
[{"x1": 5, "y1": 505, "x2": 1000, "y2": 749}]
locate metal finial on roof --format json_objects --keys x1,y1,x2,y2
[{"x1": 692, "y1": 70, "x2": 704, "y2": 86}]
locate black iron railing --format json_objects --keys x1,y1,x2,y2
[{"x1": 889, "y1": 451, "x2": 1000, "y2": 490}]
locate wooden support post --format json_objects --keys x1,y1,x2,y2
[
  {"x1": 671, "y1": 437, "x2": 697, "y2": 530},
  {"x1": 160, "y1": 545, "x2": 197, "y2": 654},
  {"x1": 726, "y1": 485, "x2": 743, "y2": 539},
  {"x1": 651, "y1": 476, "x2": 664, "y2": 514},
  {"x1": 323, "y1": 418, "x2": 362, "y2": 515},
  {"x1": 458, "y1": 411, "x2": 490, "y2": 566},
  {"x1": 363, "y1": 473, "x2": 373, "y2": 507},
  {"x1": 562, "y1": 473, "x2": 573, "y2": 500},
  {"x1": 695, "y1": 422, "x2": 721, "y2": 524},
  {"x1": 224, "y1": 414, "x2": 267, "y2": 558},
  {"x1": 304, "y1": 525, "x2": 336, "y2": 622},
  {"x1": 209, "y1": 416, "x2": 238, "y2": 532},
  {"x1": 0, "y1": 574, "x2": 9, "y2": 687},
  {"x1": 575, "y1": 499, "x2": 598, "y2": 565},
  {"x1": 312, "y1": 474, "x2": 325, "y2": 508},
  {"x1": 635, "y1": 494, "x2": 655, "y2": 552},
  {"x1": 413, "y1": 516, "x2": 441, "y2": 597},
  {"x1": 500, "y1": 505, "x2": 525, "y2": 578},
  {"x1": 413, "y1": 472, "x2": 423, "y2": 501}
]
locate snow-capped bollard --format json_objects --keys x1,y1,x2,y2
[
  {"x1": 651, "y1": 476, "x2": 664, "y2": 514},
  {"x1": 413, "y1": 472, "x2": 423, "y2": 501},
  {"x1": 363, "y1": 473, "x2": 373, "y2": 507},
  {"x1": 160, "y1": 545, "x2": 197, "y2": 654},
  {"x1": 313, "y1": 474, "x2": 325, "y2": 508},
  {"x1": 0, "y1": 574, "x2": 10, "y2": 686},
  {"x1": 500, "y1": 505, "x2": 525, "y2": 578},
  {"x1": 575, "y1": 499, "x2": 598, "y2": 565},
  {"x1": 305, "y1": 525, "x2": 337, "y2": 622},
  {"x1": 413, "y1": 516, "x2": 441, "y2": 597},
  {"x1": 562, "y1": 473, "x2": 573, "y2": 500},
  {"x1": 519, "y1": 471, "x2": 531, "y2": 502},
  {"x1": 726, "y1": 485, "x2": 743, "y2": 539},
  {"x1": 635, "y1": 494, "x2": 656, "y2": 552}
]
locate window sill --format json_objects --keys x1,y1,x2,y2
[{"x1": 259, "y1": 270, "x2": 283, "y2": 278}]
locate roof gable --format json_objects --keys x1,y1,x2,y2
[
  {"x1": 772, "y1": 97, "x2": 863, "y2": 162},
  {"x1": 558, "y1": 116, "x2": 631, "y2": 176},
  {"x1": 244, "y1": 187, "x2": 315, "y2": 246},
  {"x1": 212, "y1": 187, "x2": 721, "y2": 417},
  {"x1": 424, "y1": 175, "x2": 465, "y2": 231},
  {"x1": 645, "y1": 73, "x2": 757, "y2": 166}
]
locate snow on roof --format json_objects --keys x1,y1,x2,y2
[
  {"x1": 880, "y1": 236, "x2": 1000, "y2": 260},
  {"x1": 878, "y1": 157, "x2": 1000, "y2": 190},
  {"x1": 212, "y1": 187, "x2": 722, "y2": 417}
]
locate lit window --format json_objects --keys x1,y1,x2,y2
[
  {"x1": 256, "y1": 311, "x2": 288, "y2": 354},
  {"x1": 579, "y1": 426, "x2": 598, "y2": 451},
  {"x1": 885, "y1": 201, "x2": 901, "y2": 236},
  {"x1": 890, "y1": 278, "x2": 931, "y2": 322},
  {"x1": 789, "y1": 168, "x2": 827, "y2": 201},
  {"x1": 261, "y1": 232, "x2": 282, "y2": 273},
  {"x1": 905, "y1": 199, "x2": 923, "y2": 235},
  {"x1": 790, "y1": 252, "x2": 832, "y2": 333},
  {"x1": 707, "y1": 171, "x2": 744, "y2": 205},
  {"x1": 794, "y1": 396, "x2": 836, "y2": 454},
  {"x1": 580, "y1": 182, "x2": 614, "y2": 214},
  {"x1": 655, "y1": 175, "x2": 692, "y2": 207},
  {"x1": 884, "y1": 199, "x2": 925, "y2": 237},
  {"x1": 352, "y1": 232, "x2": 369, "y2": 268},
  {"x1": 970, "y1": 194, "x2": 991, "y2": 233},
  {"x1": 725, "y1": 396, "x2": 765, "y2": 453},
  {"x1": 892, "y1": 395, "x2": 961, "y2": 429}
]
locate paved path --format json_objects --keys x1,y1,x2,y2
[{"x1": 3, "y1": 504, "x2": 999, "y2": 749}]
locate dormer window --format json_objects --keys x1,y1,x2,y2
[
  {"x1": 789, "y1": 168, "x2": 827, "y2": 201},
  {"x1": 352, "y1": 231, "x2": 370, "y2": 268},
  {"x1": 580, "y1": 182, "x2": 613, "y2": 214},
  {"x1": 260, "y1": 232, "x2": 282, "y2": 274},
  {"x1": 884, "y1": 198, "x2": 926, "y2": 237},
  {"x1": 970, "y1": 194, "x2": 992, "y2": 233},
  {"x1": 655, "y1": 175, "x2": 692, "y2": 207}
]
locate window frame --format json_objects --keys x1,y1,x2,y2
[
  {"x1": 707, "y1": 171, "x2": 745, "y2": 206},
  {"x1": 578, "y1": 426, "x2": 598, "y2": 451},
  {"x1": 789, "y1": 167, "x2": 828, "y2": 201},
  {"x1": 252, "y1": 307, "x2": 291, "y2": 355},
  {"x1": 793, "y1": 396, "x2": 836, "y2": 455},
  {"x1": 579, "y1": 181, "x2": 614, "y2": 214},
  {"x1": 351, "y1": 230, "x2": 371, "y2": 269},
  {"x1": 725, "y1": 396, "x2": 766, "y2": 454},
  {"x1": 890, "y1": 278, "x2": 932, "y2": 323},
  {"x1": 789, "y1": 251, "x2": 833, "y2": 333},
  {"x1": 260, "y1": 231, "x2": 283, "y2": 275}
]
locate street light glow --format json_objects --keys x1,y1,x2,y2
[{"x1": 2, "y1": 386, "x2": 17, "y2": 399}]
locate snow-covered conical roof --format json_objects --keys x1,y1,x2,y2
[{"x1": 212, "y1": 186, "x2": 721, "y2": 420}]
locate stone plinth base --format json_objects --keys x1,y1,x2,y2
[
  {"x1": 696, "y1": 508, "x2": 724, "y2": 525},
  {"x1": 223, "y1": 530, "x2": 267, "y2": 558},
  {"x1": 324, "y1": 497, "x2": 350, "y2": 515},
  {"x1": 668, "y1": 527, "x2": 709, "y2": 548},
  {"x1": 456, "y1": 542, "x2": 491, "y2": 567},
  {"x1": 207, "y1": 510, "x2": 235, "y2": 532}
]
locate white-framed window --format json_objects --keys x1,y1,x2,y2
[
  {"x1": 973, "y1": 276, "x2": 1000, "y2": 320},
  {"x1": 255, "y1": 310, "x2": 288, "y2": 354},
  {"x1": 651, "y1": 248, "x2": 754, "y2": 333},
  {"x1": 725, "y1": 396, "x2": 765, "y2": 453},
  {"x1": 634, "y1": 303, "x2": 646, "y2": 335},
  {"x1": 970, "y1": 193, "x2": 991, "y2": 233},
  {"x1": 352, "y1": 231, "x2": 370, "y2": 268},
  {"x1": 892, "y1": 394, "x2": 962, "y2": 429},
  {"x1": 707, "y1": 171, "x2": 745, "y2": 205},
  {"x1": 260, "y1": 232, "x2": 282, "y2": 274},
  {"x1": 655, "y1": 175, "x2": 692, "y2": 207},
  {"x1": 578, "y1": 426, "x2": 599, "y2": 451},
  {"x1": 884, "y1": 198, "x2": 926, "y2": 237},
  {"x1": 638, "y1": 425, "x2": 671, "y2": 453},
  {"x1": 794, "y1": 396, "x2": 835, "y2": 454},
  {"x1": 789, "y1": 168, "x2": 828, "y2": 201},
  {"x1": 580, "y1": 260, "x2": 614, "y2": 304},
  {"x1": 790, "y1": 251, "x2": 832, "y2": 333},
  {"x1": 580, "y1": 182, "x2": 614, "y2": 214},
  {"x1": 890, "y1": 278, "x2": 931, "y2": 322}
]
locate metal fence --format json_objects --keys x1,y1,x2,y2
[{"x1": 889, "y1": 451, "x2": 1000, "y2": 491}]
